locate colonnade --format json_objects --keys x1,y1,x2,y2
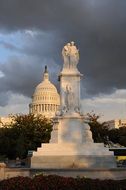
[{"x1": 30, "y1": 104, "x2": 59, "y2": 113}]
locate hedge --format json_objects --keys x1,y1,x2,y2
[{"x1": 0, "y1": 175, "x2": 126, "y2": 190}]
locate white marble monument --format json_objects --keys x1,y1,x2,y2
[{"x1": 31, "y1": 42, "x2": 116, "y2": 169}]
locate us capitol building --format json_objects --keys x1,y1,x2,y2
[{"x1": 29, "y1": 66, "x2": 60, "y2": 118}]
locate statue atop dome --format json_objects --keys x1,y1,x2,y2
[
  {"x1": 44, "y1": 65, "x2": 48, "y2": 73},
  {"x1": 62, "y1": 41, "x2": 79, "y2": 69},
  {"x1": 43, "y1": 65, "x2": 49, "y2": 81}
]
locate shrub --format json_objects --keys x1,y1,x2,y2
[
  {"x1": 0, "y1": 175, "x2": 126, "y2": 190},
  {"x1": 0, "y1": 176, "x2": 33, "y2": 190}
]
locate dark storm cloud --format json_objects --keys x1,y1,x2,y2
[
  {"x1": 0, "y1": 92, "x2": 10, "y2": 106},
  {"x1": 22, "y1": 31, "x2": 62, "y2": 61},
  {"x1": 0, "y1": 40, "x2": 20, "y2": 51},
  {"x1": 0, "y1": 56, "x2": 59, "y2": 92},
  {"x1": 0, "y1": 57, "x2": 41, "y2": 97},
  {"x1": 0, "y1": 0, "x2": 126, "y2": 106}
]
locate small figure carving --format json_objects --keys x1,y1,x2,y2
[
  {"x1": 83, "y1": 124, "x2": 93, "y2": 143},
  {"x1": 56, "y1": 105, "x2": 68, "y2": 116},
  {"x1": 65, "y1": 85, "x2": 74, "y2": 110},
  {"x1": 74, "y1": 106, "x2": 80, "y2": 113},
  {"x1": 61, "y1": 106, "x2": 67, "y2": 115},
  {"x1": 62, "y1": 41, "x2": 79, "y2": 69}
]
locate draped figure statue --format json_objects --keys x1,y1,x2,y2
[
  {"x1": 62, "y1": 41, "x2": 79, "y2": 69},
  {"x1": 65, "y1": 85, "x2": 75, "y2": 111}
]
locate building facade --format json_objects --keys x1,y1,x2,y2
[{"x1": 106, "y1": 119, "x2": 126, "y2": 129}]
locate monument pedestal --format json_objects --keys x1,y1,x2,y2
[
  {"x1": 31, "y1": 115, "x2": 116, "y2": 169},
  {"x1": 50, "y1": 114, "x2": 93, "y2": 144},
  {"x1": 31, "y1": 142, "x2": 116, "y2": 169}
]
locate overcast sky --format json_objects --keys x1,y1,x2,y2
[{"x1": 0, "y1": 0, "x2": 126, "y2": 120}]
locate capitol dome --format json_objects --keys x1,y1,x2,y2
[{"x1": 29, "y1": 66, "x2": 60, "y2": 118}]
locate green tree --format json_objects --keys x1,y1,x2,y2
[
  {"x1": 86, "y1": 112, "x2": 126, "y2": 147},
  {"x1": 0, "y1": 114, "x2": 53, "y2": 159},
  {"x1": 86, "y1": 112, "x2": 109, "y2": 143},
  {"x1": 108, "y1": 128, "x2": 119, "y2": 144},
  {"x1": 118, "y1": 127, "x2": 126, "y2": 147}
]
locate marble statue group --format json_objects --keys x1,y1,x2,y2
[{"x1": 62, "y1": 41, "x2": 79, "y2": 69}]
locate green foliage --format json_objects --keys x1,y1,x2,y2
[
  {"x1": 118, "y1": 127, "x2": 126, "y2": 147},
  {"x1": 0, "y1": 114, "x2": 53, "y2": 159},
  {"x1": 108, "y1": 128, "x2": 120, "y2": 144},
  {"x1": 86, "y1": 112, "x2": 126, "y2": 147},
  {"x1": 86, "y1": 113, "x2": 109, "y2": 143}
]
